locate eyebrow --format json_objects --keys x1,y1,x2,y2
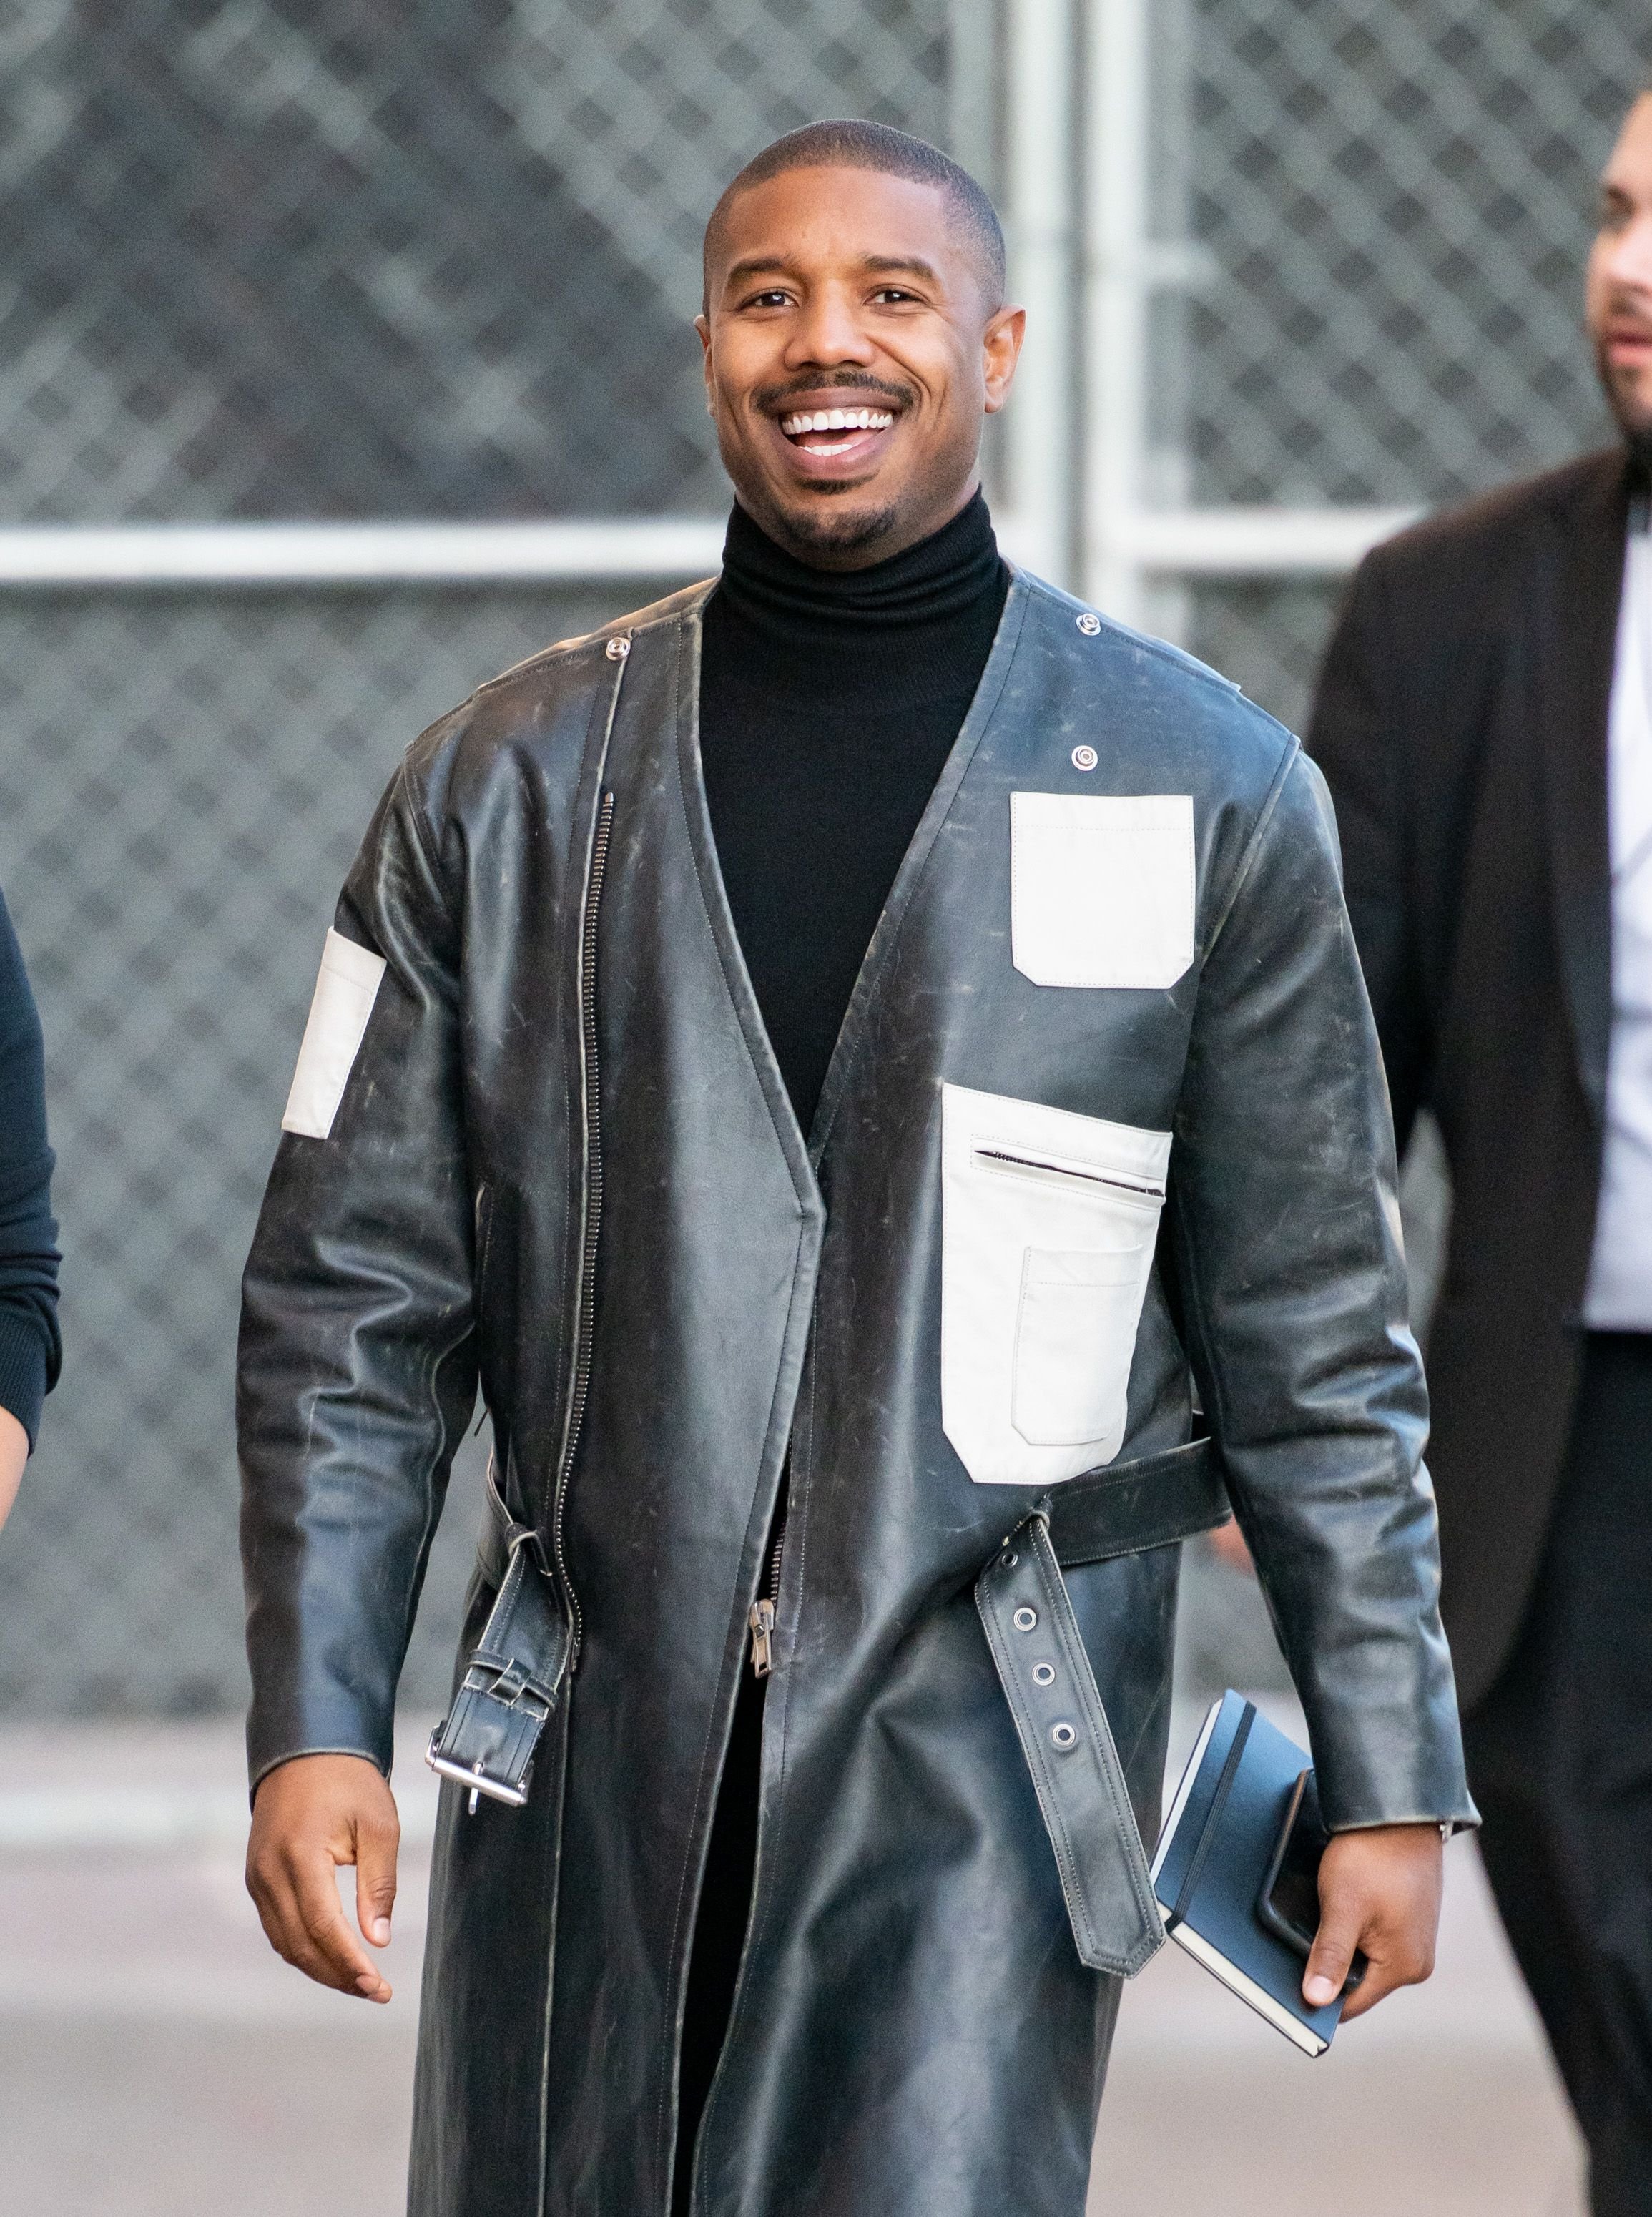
[{"x1": 721, "y1": 250, "x2": 946, "y2": 292}]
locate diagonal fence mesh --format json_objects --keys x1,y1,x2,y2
[
  {"x1": 1181, "y1": 0, "x2": 1651, "y2": 510},
  {"x1": 0, "y1": 0, "x2": 951, "y2": 525}
]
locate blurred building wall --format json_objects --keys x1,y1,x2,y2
[{"x1": 0, "y1": 0, "x2": 1647, "y2": 1713}]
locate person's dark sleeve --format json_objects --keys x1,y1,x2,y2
[
  {"x1": 1173, "y1": 747, "x2": 1474, "y2": 1832},
  {"x1": 1307, "y1": 555, "x2": 1430, "y2": 1154},
  {"x1": 0, "y1": 888, "x2": 62, "y2": 1449}
]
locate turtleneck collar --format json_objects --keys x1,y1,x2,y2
[{"x1": 709, "y1": 491, "x2": 1007, "y2": 701}]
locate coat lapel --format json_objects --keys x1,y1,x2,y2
[{"x1": 1533, "y1": 448, "x2": 1631, "y2": 1122}]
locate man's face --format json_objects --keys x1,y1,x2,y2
[
  {"x1": 1588, "y1": 93, "x2": 1652, "y2": 448},
  {"x1": 697, "y1": 165, "x2": 1023, "y2": 568}
]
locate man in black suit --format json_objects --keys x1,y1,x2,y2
[{"x1": 1308, "y1": 89, "x2": 1652, "y2": 2215}]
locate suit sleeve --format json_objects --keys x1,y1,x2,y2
[
  {"x1": 1174, "y1": 746, "x2": 1475, "y2": 1831},
  {"x1": 238, "y1": 746, "x2": 477, "y2": 1791},
  {"x1": 0, "y1": 887, "x2": 60, "y2": 1449},
  {"x1": 1307, "y1": 558, "x2": 1429, "y2": 1152}
]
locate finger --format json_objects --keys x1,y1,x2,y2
[
  {"x1": 252, "y1": 1852, "x2": 366, "y2": 1996},
  {"x1": 249, "y1": 1855, "x2": 356, "y2": 1995},
  {"x1": 288, "y1": 1851, "x2": 393, "y2": 2002},
  {"x1": 1302, "y1": 1907, "x2": 1362, "y2": 2010},
  {"x1": 355, "y1": 1806, "x2": 400, "y2": 1950}
]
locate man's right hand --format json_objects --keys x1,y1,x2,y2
[{"x1": 246, "y1": 1752, "x2": 400, "y2": 2002}]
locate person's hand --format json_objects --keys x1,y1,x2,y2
[
  {"x1": 1206, "y1": 1518, "x2": 1254, "y2": 1576},
  {"x1": 1304, "y1": 1820, "x2": 1443, "y2": 2021},
  {"x1": 246, "y1": 1752, "x2": 400, "y2": 2002},
  {"x1": 0, "y1": 1408, "x2": 26, "y2": 1533}
]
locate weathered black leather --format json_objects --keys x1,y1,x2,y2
[
  {"x1": 239, "y1": 570, "x2": 1475, "y2": 2217},
  {"x1": 425, "y1": 1463, "x2": 569, "y2": 1809},
  {"x1": 977, "y1": 1511, "x2": 1165, "y2": 1977}
]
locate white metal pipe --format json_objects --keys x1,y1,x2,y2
[
  {"x1": 0, "y1": 510, "x2": 1411, "y2": 590},
  {"x1": 1082, "y1": 0, "x2": 1151, "y2": 625},
  {"x1": 0, "y1": 518, "x2": 729, "y2": 589},
  {"x1": 1003, "y1": 0, "x2": 1077, "y2": 587},
  {"x1": 1124, "y1": 505, "x2": 1419, "y2": 575}
]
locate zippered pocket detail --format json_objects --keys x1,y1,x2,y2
[
  {"x1": 973, "y1": 1148, "x2": 1164, "y2": 1207},
  {"x1": 942, "y1": 1083, "x2": 1171, "y2": 1486}
]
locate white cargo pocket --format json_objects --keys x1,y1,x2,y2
[
  {"x1": 281, "y1": 928, "x2": 387, "y2": 1139},
  {"x1": 941, "y1": 1083, "x2": 1171, "y2": 1488},
  {"x1": 1010, "y1": 792, "x2": 1194, "y2": 989}
]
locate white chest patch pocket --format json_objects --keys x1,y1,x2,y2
[
  {"x1": 1010, "y1": 791, "x2": 1195, "y2": 989},
  {"x1": 941, "y1": 1083, "x2": 1171, "y2": 1488}
]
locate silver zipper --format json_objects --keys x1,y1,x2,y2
[
  {"x1": 748, "y1": 1501, "x2": 787, "y2": 1677},
  {"x1": 551, "y1": 785, "x2": 616, "y2": 1666},
  {"x1": 973, "y1": 1146, "x2": 1164, "y2": 1204}
]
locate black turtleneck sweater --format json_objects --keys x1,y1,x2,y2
[
  {"x1": 670, "y1": 494, "x2": 1008, "y2": 2213},
  {"x1": 699, "y1": 490, "x2": 1008, "y2": 1131}
]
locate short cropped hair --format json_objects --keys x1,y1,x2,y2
[{"x1": 702, "y1": 119, "x2": 1006, "y2": 312}]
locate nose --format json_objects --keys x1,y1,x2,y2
[
  {"x1": 783, "y1": 281, "x2": 875, "y2": 371},
  {"x1": 1604, "y1": 208, "x2": 1652, "y2": 292}
]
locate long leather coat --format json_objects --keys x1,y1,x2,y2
[{"x1": 239, "y1": 568, "x2": 1474, "y2": 2217}]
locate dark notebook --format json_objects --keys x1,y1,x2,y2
[{"x1": 1150, "y1": 1691, "x2": 1350, "y2": 2056}]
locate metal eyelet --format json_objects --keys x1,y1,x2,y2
[
  {"x1": 999, "y1": 1548, "x2": 1018, "y2": 1570},
  {"x1": 1076, "y1": 612, "x2": 1101, "y2": 636},
  {"x1": 605, "y1": 636, "x2": 631, "y2": 660},
  {"x1": 1050, "y1": 1721, "x2": 1078, "y2": 1751},
  {"x1": 1031, "y1": 1661, "x2": 1056, "y2": 1687},
  {"x1": 1012, "y1": 1606, "x2": 1038, "y2": 1633},
  {"x1": 1071, "y1": 744, "x2": 1098, "y2": 772}
]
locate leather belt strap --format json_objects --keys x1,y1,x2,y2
[
  {"x1": 1043, "y1": 1435, "x2": 1230, "y2": 1569},
  {"x1": 426, "y1": 1465, "x2": 571, "y2": 1811},
  {"x1": 975, "y1": 1435, "x2": 1231, "y2": 1978}
]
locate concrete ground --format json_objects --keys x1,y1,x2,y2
[{"x1": 0, "y1": 1709, "x2": 1585, "y2": 2215}]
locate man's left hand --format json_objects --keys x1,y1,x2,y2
[{"x1": 1303, "y1": 1822, "x2": 1444, "y2": 2021}]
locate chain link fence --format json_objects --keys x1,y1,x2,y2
[
  {"x1": 0, "y1": 0, "x2": 953, "y2": 524},
  {"x1": 0, "y1": 0, "x2": 1648, "y2": 1709},
  {"x1": 1176, "y1": 0, "x2": 1652, "y2": 729}
]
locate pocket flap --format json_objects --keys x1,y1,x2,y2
[{"x1": 1023, "y1": 1248, "x2": 1141, "y2": 1289}]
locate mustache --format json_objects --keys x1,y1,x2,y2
[
  {"x1": 752, "y1": 371, "x2": 915, "y2": 413},
  {"x1": 1599, "y1": 286, "x2": 1652, "y2": 335}
]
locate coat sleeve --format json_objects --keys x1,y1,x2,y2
[
  {"x1": 1171, "y1": 744, "x2": 1475, "y2": 1832},
  {"x1": 0, "y1": 886, "x2": 60, "y2": 1450},
  {"x1": 1305, "y1": 557, "x2": 1429, "y2": 1153},
  {"x1": 238, "y1": 746, "x2": 478, "y2": 1792}
]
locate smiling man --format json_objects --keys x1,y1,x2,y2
[
  {"x1": 240, "y1": 122, "x2": 1472, "y2": 2217},
  {"x1": 1309, "y1": 89, "x2": 1652, "y2": 2215}
]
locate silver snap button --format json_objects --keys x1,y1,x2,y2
[
  {"x1": 1076, "y1": 612, "x2": 1101, "y2": 636},
  {"x1": 1050, "y1": 1721, "x2": 1078, "y2": 1751},
  {"x1": 1071, "y1": 744, "x2": 1098, "y2": 772},
  {"x1": 1013, "y1": 1606, "x2": 1038, "y2": 1633},
  {"x1": 999, "y1": 1548, "x2": 1018, "y2": 1570},
  {"x1": 1031, "y1": 1661, "x2": 1056, "y2": 1687},
  {"x1": 605, "y1": 636, "x2": 631, "y2": 660}
]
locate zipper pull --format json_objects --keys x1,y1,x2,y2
[{"x1": 748, "y1": 1598, "x2": 777, "y2": 1679}]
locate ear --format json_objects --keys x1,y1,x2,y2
[
  {"x1": 983, "y1": 305, "x2": 1026, "y2": 416},
  {"x1": 695, "y1": 313, "x2": 715, "y2": 417}
]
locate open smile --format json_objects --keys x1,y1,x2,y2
[
  {"x1": 762, "y1": 390, "x2": 906, "y2": 478},
  {"x1": 779, "y1": 405, "x2": 896, "y2": 453}
]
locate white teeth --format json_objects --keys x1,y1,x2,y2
[{"x1": 780, "y1": 405, "x2": 896, "y2": 438}]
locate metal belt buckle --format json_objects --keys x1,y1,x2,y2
[{"x1": 426, "y1": 1652, "x2": 554, "y2": 1813}]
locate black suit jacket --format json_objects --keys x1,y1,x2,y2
[{"x1": 1308, "y1": 445, "x2": 1633, "y2": 1713}]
